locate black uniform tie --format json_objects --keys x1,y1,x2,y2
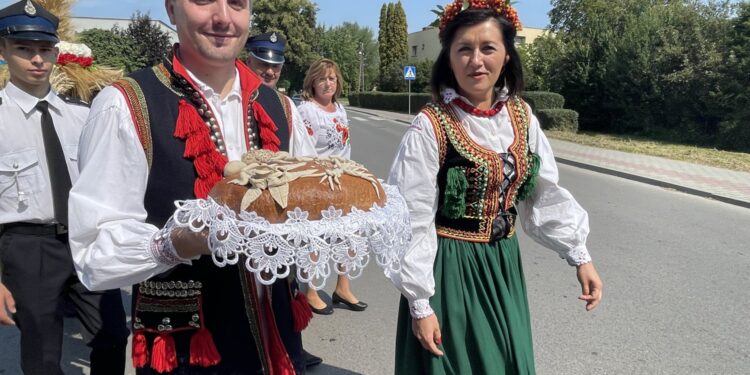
[{"x1": 36, "y1": 100, "x2": 72, "y2": 226}]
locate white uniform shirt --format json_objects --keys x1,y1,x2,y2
[
  {"x1": 386, "y1": 91, "x2": 592, "y2": 316},
  {"x1": 0, "y1": 82, "x2": 88, "y2": 225},
  {"x1": 297, "y1": 101, "x2": 351, "y2": 159},
  {"x1": 68, "y1": 67, "x2": 318, "y2": 291}
]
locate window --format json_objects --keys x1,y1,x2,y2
[{"x1": 411, "y1": 45, "x2": 418, "y2": 57}]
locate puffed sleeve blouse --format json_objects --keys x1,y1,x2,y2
[{"x1": 386, "y1": 89, "x2": 592, "y2": 318}]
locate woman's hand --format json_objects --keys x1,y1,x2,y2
[
  {"x1": 171, "y1": 228, "x2": 211, "y2": 259},
  {"x1": 412, "y1": 313, "x2": 444, "y2": 356},
  {"x1": 577, "y1": 262, "x2": 603, "y2": 311}
]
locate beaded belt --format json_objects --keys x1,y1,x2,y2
[{"x1": 132, "y1": 279, "x2": 220, "y2": 372}]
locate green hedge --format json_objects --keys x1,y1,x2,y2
[
  {"x1": 717, "y1": 119, "x2": 750, "y2": 152},
  {"x1": 348, "y1": 92, "x2": 432, "y2": 113},
  {"x1": 350, "y1": 90, "x2": 580, "y2": 133},
  {"x1": 523, "y1": 91, "x2": 565, "y2": 111},
  {"x1": 537, "y1": 109, "x2": 579, "y2": 132},
  {"x1": 351, "y1": 91, "x2": 567, "y2": 113}
]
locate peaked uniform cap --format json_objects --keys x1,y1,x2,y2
[
  {"x1": 0, "y1": 0, "x2": 59, "y2": 43},
  {"x1": 246, "y1": 32, "x2": 286, "y2": 64}
]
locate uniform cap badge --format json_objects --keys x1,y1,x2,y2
[
  {"x1": 270, "y1": 32, "x2": 278, "y2": 43},
  {"x1": 24, "y1": 0, "x2": 37, "y2": 16}
]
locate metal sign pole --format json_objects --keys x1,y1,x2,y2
[{"x1": 408, "y1": 80, "x2": 412, "y2": 115}]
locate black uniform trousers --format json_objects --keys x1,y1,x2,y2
[{"x1": 0, "y1": 226, "x2": 130, "y2": 375}]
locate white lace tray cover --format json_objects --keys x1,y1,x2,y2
[{"x1": 166, "y1": 183, "x2": 411, "y2": 290}]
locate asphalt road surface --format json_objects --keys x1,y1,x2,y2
[{"x1": 1, "y1": 110, "x2": 748, "y2": 374}]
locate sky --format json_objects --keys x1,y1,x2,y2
[{"x1": 0, "y1": 0, "x2": 553, "y2": 33}]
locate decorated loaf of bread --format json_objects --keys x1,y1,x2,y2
[{"x1": 209, "y1": 150, "x2": 386, "y2": 223}]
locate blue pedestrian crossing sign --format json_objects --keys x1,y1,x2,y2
[{"x1": 404, "y1": 65, "x2": 416, "y2": 81}]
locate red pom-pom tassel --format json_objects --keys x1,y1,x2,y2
[
  {"x1": 131, "y1": 331, "x2": 149, "y2": 368},
  {"x1": 150, "y1": 333, "x2": 178, "y2": 374},
  {"x1": 291, "y1": 291, "x2": 313, "y2": 332},
  {"x1": 174, "y1": 99, "x2": 204, "y2": 139},
  {"x1": 189, "y1": 328, "x2": 222, "y2": 367},
  {"x1": 252, "y1": 101, "x2": 281, "y2": 152}
]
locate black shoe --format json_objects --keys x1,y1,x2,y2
[
  {"x1": 303, "y1": 350, "x2": 323, "y2": 368},
  {"x1": 332, "y1": 292, "x2": 368, "y2": 311},
  {"x1": 309, "y1": 302, "x2": 334, "y2": 315}
]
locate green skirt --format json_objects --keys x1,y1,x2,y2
[{"x1": 395, "y1": 235, "x2": 536, "y2": 374}]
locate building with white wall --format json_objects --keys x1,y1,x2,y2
[
  {"x1": 408, "y1": 25, "x2": 547, "y2": 62},
  {"x1": 70, "y1": 16, "x2": 177, "y2": 44}
]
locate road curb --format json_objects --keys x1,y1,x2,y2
[{"x1": 556, "y1": 157, "x2": 750, "y2": 209}]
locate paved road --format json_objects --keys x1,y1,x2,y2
[{"x1": 2, "y1": 113, "x2": 749, "y2": 374}]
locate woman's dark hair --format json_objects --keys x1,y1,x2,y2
[{"x1": 430, "y1": 9, "x2": 524, "y2": 101}]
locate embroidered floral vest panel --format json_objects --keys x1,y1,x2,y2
[{"x1": 426, "y1": 97, "x2": 533, "y2": 242}]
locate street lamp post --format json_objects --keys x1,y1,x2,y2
[{"x1": 357, "y1": 42, "x2": 365, "y2": 92}]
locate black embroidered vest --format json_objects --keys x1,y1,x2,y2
[
  {"x1": 111, "y1": 62, "x2": 296, "y2": 373},
  {"x1": 425, "y1": 97, "x2": 535, "y2": 243}
]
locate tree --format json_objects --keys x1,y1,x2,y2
[
  {"x1": 717, "y1": 1, "x2": 750, "y2": 151},
  {"x1": 315, "y1": 23, "x2": 380, "y2": 94},
  {"x1": 391, "y1": 2, "x2": 409, "y2": 90},
  {"x1": 531, "y1": 0, "x2": 738, "y2": 147},
  {"x1": 124, "y1": 12, "x2": 172, "y2": 70},
  {"x1": 411, "y1": 59, "x2": 434, "y2": 93},
  {"x1": 378, "y1": 3, "x2": 389, "y2": 85},
  {"x1": 78, "y1": 28, "x2": 141, "y2": 73},
  {"x1": 252, "y1": 0, "x2": 319, "y2": 90},
  {"x1": 378, "y1": 1, "x2": 408, "y2": 92},
  {"x1": 315, "y1": 24, "x2": 358, "y2": 94}
]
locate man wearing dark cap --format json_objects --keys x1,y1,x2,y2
[
  {"x1": 246, "y1": 31, "x2": 287, "y2": 88},
  {"x1": 246, "y1": 32, "x2": 324, "y2": 370},
  {"x1": 0, "y1": 1, "x2": 129, "y2": 374}
]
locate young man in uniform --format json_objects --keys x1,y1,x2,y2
[{"x1": 0, "y1": 1, "x2": 129, "y2": 374}]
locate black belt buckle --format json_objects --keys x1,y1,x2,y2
[{"x1": 55, "y1": 223, "x2": 68, "y2": 235}]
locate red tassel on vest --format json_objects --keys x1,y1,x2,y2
[
  {"x1": 151, "y1": 333, "x2": 178, "y2": 373},
  {"x1": 291, "y1": 291, "x2": 313, "y2": 332},
  {"x1": 261, "y1": 290, "x2": 297, "y2": 375},
  {"x1": 173, "y1": 99, "x2": 227, "y2": 198},
  {"x1": 190, "y1": 328, "x2": 222, "y2": 367},
  {"x1": 131, "y1": 331, "x2": 149, "y2": 368},
  {"x1": 252, "y1": 98, "x2": 281, "y2": 152},
  {"x1": 174, "y1": 100, "x2": 203, "y2": 140}
]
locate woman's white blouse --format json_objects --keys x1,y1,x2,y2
[
  {"x1": 297, "y1": 101, "x2": 351, "y2": 159},
  {"x1": 386, "y1": 97, "x2": 592, "y2": 318}
]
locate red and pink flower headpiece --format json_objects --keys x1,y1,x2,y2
[{"x1": 433, "y1": 0, "x2": 522, "y2": 31}]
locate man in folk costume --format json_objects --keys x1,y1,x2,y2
[{"x1": 68, "y1": 0, "x2": 316, "y2": 373}]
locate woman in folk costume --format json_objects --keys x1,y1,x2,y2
[{"x1": 386, "y1": 1, "x2": 603, "y2": 374}]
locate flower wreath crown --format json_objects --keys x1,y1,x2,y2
[{"x1": 432, "y1": 0, "x2": 522, "y2": 31}]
